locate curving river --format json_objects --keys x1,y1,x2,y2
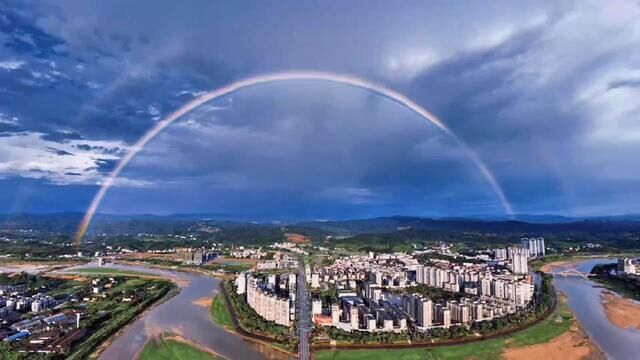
[
  {"x1": 64, "y1": 262, "x2": 293, "y2": 360},
  {"x1": 553, "y1": 259, "x2": 640, "y2": 360}
]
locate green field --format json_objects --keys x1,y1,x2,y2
[
  {"x1": 138, "y1": 338, "x2": 222, "y2": 360},
  {"x1": 71, "y1": 267, "x2": 154, "y2": 277},
  {"x1": 210, "y1": 294, "x2": 234, "y2": 330},
  {"x1": 315, "y1": 298, "x2": 573, "y2": 360},
  {"x1": 204, "y1": 262, "x2": 254, "y2": 273}
]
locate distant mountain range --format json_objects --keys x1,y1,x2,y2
[
  {"x1": 466, "y1": 213, "x2": 640, "y2": 223},
  {"x1": 2, "y1": 212, "x2": 640, "y2": 237}
]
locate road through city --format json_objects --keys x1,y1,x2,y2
[{"x1": 297, "y1": 258, "x2": 311, "y2": 360}]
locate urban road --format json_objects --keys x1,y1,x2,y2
[{"x1": 297, "y1": 258, "x2": 311, "y2": 360}]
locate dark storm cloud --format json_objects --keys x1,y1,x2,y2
[
  {"x1": 45, "y1": 146, "x2": 73, "y2": 156},
  {"x1": 607, "y1": 79, "x2": 640, "y2": 91},
  {"x1": 0, "y1": 1, "x2": 67, "y2": 58},
  {"x1": 0, "y1": 176, "x2": 97, "y2": 213},
  {"x1": 41, "y1": 131, "x2": 82, "y2": 142},
  {"x1": 73, "y1": 143, "x2": 123, "y2": 155},
  {"x1": 0, "y1": 122, "x2": 22, "y2": 134},
  {"x1": 94, "y1": 159, "x2": 117, "y2": 173},
  {"x1": 110, "y1": 82, "x2": 498, "y2": 217}
]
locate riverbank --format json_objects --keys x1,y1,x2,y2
[
  {"x1": 90, "y1": 285, "x2": 181, "y2": 359},
  {"x1": 590, "y1": 272, "x2": 640, "y2": 301},
  {"x1": 0, "y1": 260, "x2": 82, "y2": 274},
  {"x1": 63, "y1": 266, "x2": 191, "y2": 287},
  {"x1": 535, "y1": 253, "x2": 640, "y2": 273},
  {"x1": 209, "y1": 294, "x2": 234, "y2": 331},
  {"x1": 540, "y1": 259, "x2": 582, "y2": 272},
  {"x1": 502, "y1": 321, "x2": 602, "y2": 360},
  {"x1": 116, "y1": 260, "x2": 235, "y2": 280},
  {"x1": 65, "y1": 277, "x2": 177, "y2": 360},
  {"x1": 537, "y1": 255, "x2": 603, "y2": 272},
  {"x1": 601, "y1": 291, "x2": 640, "y2": 331}
]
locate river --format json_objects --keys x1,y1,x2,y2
[
  {"x1": 63, "y1": 262, "x2": 293, "y2": 360},
  {"x1": 63, "y1": 260, "x2": 640, "y2": 360},
  {"x1": 553, "y1": 259, "x2": 640, "y2": 360}
]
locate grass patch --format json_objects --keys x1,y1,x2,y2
[
  {"x1": 314, "y1": 296, "x2": 574, "y2": 360},
  {"x1": 204, "y1": 263, "x2": 253, "y2": 273},
  {"x1": 71, "y1": 267, "x2": 153, "y2": 277},
  {"x1": 138, "y1": 338, "x2": 222, "y2": 360},
  {"x1": 210, "y1": 294, "x2": 234, "y2": 330}
]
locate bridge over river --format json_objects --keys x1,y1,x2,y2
[{"x1": 553, "y1": 268, "x2": 594, "y2": 279}]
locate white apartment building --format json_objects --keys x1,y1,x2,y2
[
  {"x1": 509, "y1": 247, "x2": 529, "y2": 274},
  {"x1": 245, "y1": 276, "x2": 292, "y2": 327},
  {"x1": 521, "y1": 237, "x2": 545, "y2": 258}
]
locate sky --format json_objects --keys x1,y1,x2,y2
[{"x1": 0, "y1": 0, "x2": 639, "y2": 219}]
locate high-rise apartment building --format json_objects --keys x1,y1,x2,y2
[
  {"x1": 509, "y1": 248, "x2": 529, "y2": 275},
  {"x1": 521, "y1": 237, "x2": 545, "y2": 258},
  {"x1": 245, "y1": 275, "x2": 292, "y2": 327}
]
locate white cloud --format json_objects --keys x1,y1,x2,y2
[
  {"x1": 317, "y1": 187, "x2": 379, "y2": 205},
  {"x1": 147, "y1": 104, "x2": 161, "y2": 120},
  {"x1": 85, "y1": 81, "x2": 102, "y2": 90},
  {"x1": 0, "y1": 113, "x2": 19, "y2": 125},
  {"x1": 385, "y1": 48, "x2": 440, "y2": 81},
  {"x1": 177, "y1": 89, "x2": 208, "y2": 97},
  {"x1": 466, "y1": 14, "x2": 547, "y2": 52},
  {"x1": 97, "y1": 177, "x2": 153, "y2": 188},
  {"x1": 0, "y1": 60, "x2": 25, "y2": 71},
  {"x1": 0, "y1": 132, "x2": 142, "y2": 186}
]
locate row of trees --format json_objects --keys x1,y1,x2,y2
[
  {"x1": 321, "y1": 322, "x2": 475, "y2": 345},
  {"x1": 535, "y1": 273, "x2": 555, "y2": 314},
  {"x1": 591, "y1": 263, "x2": 640, "y2": 301},
  {"x1": 324, "y1": 327, "x2": 408, "y2": 344}
]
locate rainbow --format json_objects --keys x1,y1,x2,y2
[{"x1": 76, "y1": 71, "x2": 513, "y2": 243}]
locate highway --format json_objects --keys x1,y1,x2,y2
[{"x1": 297, "y1": 258, "x2": 311, "y2": 360}]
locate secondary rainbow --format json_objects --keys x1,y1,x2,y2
[{"x1": 76, "y1": 71, "x2": 513, "y2": 243}]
